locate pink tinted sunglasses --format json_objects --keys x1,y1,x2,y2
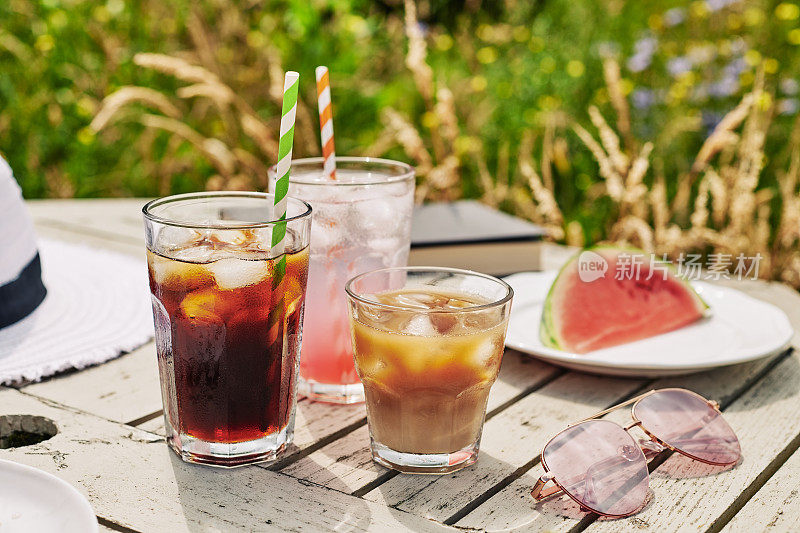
[{"x1": 531, "y1": 388, "x2": 740, "y2": 518}]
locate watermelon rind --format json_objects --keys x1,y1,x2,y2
[{"x1": 540, "y1": 245, "x2": 709, "y2": 352}]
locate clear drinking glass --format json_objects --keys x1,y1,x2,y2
[
  {"x1": 345, "y1": 267, "x2": 513, "y2": 474},
  {"x1": 269, "y1": 157, "x2": 415, "y2": 404},
  {"x1": 142, "y1": 192, "x2": 312, "y2": 467}
]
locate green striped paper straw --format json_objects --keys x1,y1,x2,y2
[
  {"x1": 271, "y1": 70, "x2": 300, "y2": 281},
  {"x1": 267, "y1": 71, "x2": 299, "y2": 346}
]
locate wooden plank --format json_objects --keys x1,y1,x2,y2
[
  {"x1": 290, "y1": 399, "x2": 367, "y2": 452},
  {"x1": 0, "y1": 388, "x2": 456, "y2": 532},
  {"x1": 453, "y1": 354, "x2": 782, "y2": 531},
  {"x1": 578, "y1": 352, "x2": 800, "y2": 533},
  {"x1": 454, "y1": 278, "x2": 800, "y2": 531},
  {"x1": 722, "y1": 443, "x2": 800, "y2": 533},
  {"x1": 361, "y1": 372, "x2": 646, "y2": 522},
  {"x1": 27, "y1": 199, "x2": 147, "y2": 244},
  {"x1": 136, "y1": 415, "x2": 167, "y2": 436},
  {"x1": 280, "y1": 351, "x2": 559, "y2": 492},
  {"x1": 20, "y1": 343, "x2": 162, "y2": 425},
  {"x1": 34, "y1": 224, "x2": 143, "y2": 257}
]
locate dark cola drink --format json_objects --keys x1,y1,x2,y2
[{"x1": 146, "y1": 223, "x2": 309, "y2": 467}]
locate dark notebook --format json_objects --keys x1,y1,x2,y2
[{"x1": 409, "y1": 201, "x2": 546, "y2": 276}]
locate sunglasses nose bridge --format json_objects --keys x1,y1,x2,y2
[
  {"x1": 623, "y1": 421, "x2": 667, "y2": 456},
  {"x1": 623, "y1": 420, "x2": 641, "y2": 432}
]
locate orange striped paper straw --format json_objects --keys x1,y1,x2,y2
[{"x1": 315, "y1": 66, "x2": 336, "y2": 180}]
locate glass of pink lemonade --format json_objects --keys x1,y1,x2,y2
[{"x1": 269, "y1": 157, "x2": 415, "y2": 403}]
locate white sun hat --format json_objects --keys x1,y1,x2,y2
[{"x1": 0, "y1": 156, "x2": 153, "y2": 385}]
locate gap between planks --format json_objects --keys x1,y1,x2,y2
[{"x1": 97, "y1": 516, "x2": 144, "y2": 533}]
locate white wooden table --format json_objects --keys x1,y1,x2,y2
[{"x1": 3, "y1": 198, "x2": 800, "y2": 532}]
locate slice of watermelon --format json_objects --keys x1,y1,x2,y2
[{"x1": 540, "y1": 246, "x2": 708, "y2": 353}]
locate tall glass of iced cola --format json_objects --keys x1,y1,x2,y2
[{"x1": 143, "y1": 192, "x2": 312, "y2": 467}]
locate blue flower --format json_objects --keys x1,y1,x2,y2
[
  {"x1": 778, "y1": 98, "x2": 800, "y2": 115},
  {"x1": 632, "y1": 88, "x2": 656, "y2": 109},
  {"x1": 667, "y1": 56, "x2": 693, "y2": 77},
  {"x1": 628, "y1": 53, "x2": 652, "y2": 72},
  {"x1": 781, "y1": 78, "x2": 799, "y2": 96},
  {"x1": 708, "y1": 77, "x2": 739, "y2": 98},
  {"x1": 664, "y1": 8, "x2": 686, "y2": 27},
  {"x1": 706, "y1": 0, "x2": 737, "y2": 12}
]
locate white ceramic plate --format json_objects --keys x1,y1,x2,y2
[
  {"x1": 0, "y1": 459, "x2": 98, "y2": 533},
  {"x1": 504, "y1": 271, "x2": 794, "y2": 377}
]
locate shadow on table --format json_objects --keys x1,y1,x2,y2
[
  {"x1": 652, "y1": 452, "x2": 739, "y2": 480},
  {"x1": 169, "y1": 449, "x2": 436, "y2": 532},
  {"x1": 367, "y1": 450, "x2": 523, "y2": 520},
  {"x1": 533, "y1": 488, "x2": 657, "y2": 522}
]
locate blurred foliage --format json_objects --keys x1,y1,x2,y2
[{"x1": 1, "y1": 0, "x2": 799, "y2": 247}]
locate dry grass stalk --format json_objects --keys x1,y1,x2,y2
[
  {"x1": 574, "y1": 103, "x2": 654, "y2": 230},
  {"x1": 92, "y1": 29, "x2": 292, "y2": 192},
  {"x1": 566, "y1": 68, "x2": 800, "y2": 286},
  {"x1": 690, "y1": 94, "x2": 753, "y2": 178},
  {"x1": 133, "y1": 53, "x2": 220, "y2": 85},
  {"x1": 90, "y1": 87, "x2": 181, "y2": 131},
  {"x1": 139, "y1": 114, "x2": 236, "y2": 177},
  {"x1": 588, "y1": 105, "x2": 628, "y2": 176},
  {"x1": 514, "y1": 131, "x2": 565, "y2": 240},
  {"x1": 572, "y1": 122, "x2": 625, "y2": 200},
  {"x1": 603, "y1": 58, "x2": 633, "y2": 151},
  {"x1": 375, "y1": 0, "x2": 461, "y2": 201}
]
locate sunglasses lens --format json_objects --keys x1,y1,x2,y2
[
  {"x1": 633, "y1": 389, "x2": 740, "y2": 465},
  {"x1": 542, "y1": 419, "x2": 649, "y2": 517}
]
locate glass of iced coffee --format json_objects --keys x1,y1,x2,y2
[
  {"x1": 143, "y1": 192, "x2": 311, "y2": 467},
  {"x1": 269, "y1": 157, "x2": 415, "y2": 404},
  {"x1": 345, "y1": 267, "x2": 513, "y2": 474}
]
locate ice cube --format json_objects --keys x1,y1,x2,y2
[
  {"x1": 170, "y1": 245, "x2": 217, "y2": 264},
  {"x1": 155, "y1": 227, "x2": 203, "y2": 253},
  {"x1": 359, "y1": 303, "x2": 393, "y2": 327},
  {"x1": 282, "y1": 277, "x2": 305, "y2": 316},
  {"x1": 463, "y1": 307, "x2": 502, "y2": 330},
  {"x1": 356, "y1": 198, "x2": 397, "y2": 234},
  {"x1": 390, "y1": 292, "x2": 438, "y2": 310},
  {"x1": 429, "y1": 313, "x2": 458, "y2": 334},
  {"x1": 347, "y1": 253, "x2": 387, "y2": 278},
  {"x1": 354, "y1": 354, "x2": 388, "y2": 380},
  {"x1": 473, "y1": 337, "x2": 501, "y2": 369},
  {"x1": 310, "y1": 218, "x2": 340, "y2": 252},
  {"x1": 314, "y1": 200, "x2": 351, "y2": 225},
  {"x1": 147, "y1": 251, "x2": 215, "y2": 291},
  {"x1": 366, "y1": 237, "x2": 403, "y2": 258},
  {"x1": 248, "y1": 227, "x2": 274, "y2": 250},
  {"x1": 209, "y1": 229, "x2": 249, "y2": 245},
  {"x1": 207, "y1": 258, "x2": 271, "y2": 290},
  {"x1": 402, "y1": 315, "x2": 438, "y2": 336}
]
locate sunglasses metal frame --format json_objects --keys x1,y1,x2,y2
[{"x1": 530, "y1": 387, "x2": 734, "y2": 518}]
